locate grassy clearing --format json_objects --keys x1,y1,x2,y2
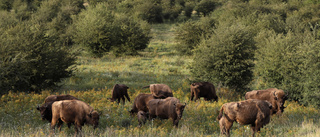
[{"x1": 1, "y1": 23, "x2": 320, "y2": 137}]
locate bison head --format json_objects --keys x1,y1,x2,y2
[
  {"x1": 174, "y1": 102, "x2": 186, "y2": 119},
  {"x1": 273, "y1": 90, "x2": 288, "y2": 113},
  {"x1": 36, "y1": 102, "x2": 53, "y2": 122},
  {"x1": 88, "y1": 110, "x2": 100, "y2": 129}
]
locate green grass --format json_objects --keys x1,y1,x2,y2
[{"x1": 1, "y1": 23, "x2": 320, "y2": 137}]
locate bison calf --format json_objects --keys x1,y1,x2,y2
[
  {"x1": 109, "y1": 84, "x2": 130, "y2": 104},
  {"x1": 147, "y1": 97, "x2": 186, "y2": 127},
  {"x1": 129, "y1": 93, "x2": 155, "y2": 115},
  {"x1": 245, "y1": 88, "x2": 288, "y2": 115},
  {"x1": 217, "y1": 99, "x2": 272, "y2": 137},
  {"x1": 190, "y1": 82, "x2": 218, "y2": 102},
  {"x1": 143, "y1": 84, "x2": 173, "y2": 99},
  {"x1": 51, "y1": 100, "x2": 100, "y2": 136}
]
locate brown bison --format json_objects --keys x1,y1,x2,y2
[
  {"x1": 37, "y1": 94, "x2": 79, "y2": 123},
  {"x1": 51, "y1": 100, "x2": 100, "y2": 136},
  {"x1": 245, "y1": 88, "x2": 288, "y2": 115},
  {"x1": 147, "y1": 97, "x2": 186, "y2": 127},
  {"x1": 190, "y1": 82, "x2": 218, "y2": 102},
  {"x1": 44, "y1": 94, "x2": 79, "y2": 103},
  {"x1": 108, "y1": 84, "x2": 130, "y2": 104},
  {"x1": 143, "y1": 84, "x2": 173, "y2": 99},
  {"x1": 217, "y1": 99, "x2": 272, "y2": 137},
  {"x1": 137, "y1": 111, "x2": 148, "y2": 127},
  {"x1": 129, "y1": 93, "x2": 155, "y2": 114}
]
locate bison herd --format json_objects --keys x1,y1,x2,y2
[{"x1": 36, "y1": 82, "x2": 288, "y2": 137}]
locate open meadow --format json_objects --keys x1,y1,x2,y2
[{"x1": 1, "y1": 23, "x2": 320, "y2": 137}]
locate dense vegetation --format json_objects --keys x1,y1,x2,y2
[{"x1": 1, "y1": 0, "x2": 320, "y2": 136}]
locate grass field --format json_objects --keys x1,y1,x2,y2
[{"x1": 1, "y1": 23, "x2": 320, "y2": 137}]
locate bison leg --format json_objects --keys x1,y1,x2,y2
[
  {"x1": 124, "y1": 93, "x2": 130, "y2": 102},
  {"x1": 190, "y1": 92, "x2": 194, "y2": 101},
  {"x1": 121, "y1": 96, "x2": 126, "y2": 104},
  {"x1": 173, "y1": 119, "x2": 179, "y2": 127},
  {"x1": 57, "y1": 119, "x2": 64, "y2": 131}
]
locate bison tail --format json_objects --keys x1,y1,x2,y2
[{"x1": 217, "y1": 105, "x2": 225, "y2": 120}]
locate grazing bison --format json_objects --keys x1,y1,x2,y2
[
  {"x1": 143, "y1": 84, "x2": 173, "y2": 99},
  {"x1": 190, "y1": 82, "x2": 218, "y2": 102},
  {"x1": 108, "y1": 84, "x2": 130, "y2": 104},
  {"x1": 217, "y1": 99, "x2": 272, "y2": 137},
  {"x1": 245, "y1": 88, "x2": 288, "y2": 115},
  {"x1": 137, "y1": 111, "x2": 148, "y2": 127},
  {"x1": 129, "y1": 93, "x2": 155, "y2": 114},
  {"x1": 147, "y1": 97, "x2": 186, "y2": 127},
  {"x1": 37, "y1": 94, "x2": 79, "y2": 124},
  {"x1": 44, "y1": 94, "x2": 79, "y2": 103},
  {"x1": 51, "y1": 100, "x2": 100, "y2": 136}
]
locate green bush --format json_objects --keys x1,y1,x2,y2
[
  {"x1": 194, "y1": 0, "x2": 218, "y2": 16},
  {"x1": 253, "y1": 30, "x2": 320, "y2": 107},
  {"x1": 190, "y1": 23, "x2": 255, "y2": 92},
  {"x1": 0, "y1": 22, "x2": 76, "y2": 94},
  {"x1": 134, "y1": 1, "x2": 163, "y2": 23},
  {"x1": 72, "y1": 3, "x2": 151, "y2": 57},
  {"x1": 174, "y1": 16, "x2": 215, "y2": 55}
]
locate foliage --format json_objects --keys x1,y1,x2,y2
[
  {"x1": 194, "y1": 0, "x2": 218, "y2": 16},
  {"x1": 72, "y1": 3, "x2": 151, "y2": 57},
  {"x1": 190, "y1": 23, "x2": 255, "y2": 92},
  {"x1": 0, "y1": 22, "x2": 76, "y2": 94},
  {"x1": 253, "y1": 30, "x2": 320, "y2": 107},
  {"x1": 174, "y1": 16, "x2": 215, "y2": 55}
]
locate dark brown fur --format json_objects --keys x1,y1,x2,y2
[
  {"x1": 245, "y1": 88, "x2": 288, "y2": 115},
  {"x1": 109, "y1": 84, "x2": 130, "y2": 104},
  {"x1": 44, "y1": 94, "x2": 79, "y2": 103},
  {"x1": 147, "y1": 97, "x2": 186, "y2": 127},
  {"x1": 217, "y1": 99, "x2": 272, "y2": 137},
  {"x1": 51, "y1": 100, "x2": 100, "y2": 136},
  {"x1": 129, "y1": 93, "x2": 155, "y2": 114},
  {"x1": 190, "y1": 82, "x2": 218, "y2": 102},
  {"x1": 143, "y1": 84, "x2": 173, "y2": 99}
]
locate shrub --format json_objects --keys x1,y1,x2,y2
[
  {"x1": 0, "y1": 22, "x2": 76, "y2": 94},
  {"x1": 134, "y1": 1, "x2": 163, "y2": 23},
  {"x1": 194, "y1": 0, "x2": 218, "y2": 16},
  {"x1": 190, "y1": 23, "x2": 255, "y2": 92},
  {"x1": 72, "y1": 3, "x2": 151, "y2": 57},
  {"x1": 253, "y1": 30, "x2": 320, "y2": 107},
  {"x1": 174, "y1": 16, "x2": 215, "y2": 55}
]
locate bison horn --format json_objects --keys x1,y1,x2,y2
[
  {"x1": 36, "y1": 105, "x2": 40, "y2": 110},
  {"x1": 184, "y1": 102, "x2": 187, "y2": 106}
]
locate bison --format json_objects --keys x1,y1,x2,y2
[
  {"x1": 37, "y1": 94, "x2": 79, "y2": 124},
  {"x1": 51, "y1": 100, "x2": 100, "y2": 136},
  {"x1": 137, "y1": 111, "x2": 148, "y2": 127},
  {"x1": 190, "y1": 82, "x2": 218, "y2": 102},
  {"x1": 143, "y1": 84, "x2": 173, "y2": 99},
  {"x1": 147, "y1": 97, "x2": 186, "y2": 127},
  {"x1": 108, "y1": 84, "x2": 130, "y2": 104},
  {"x1": 217, "y1": 99, "x2": 272, "y2": 137},
  {"x1": 245, "y1": 88, "x2": 288, "y2": 115},
  {"x1": 129, "y1": 93, "x2": 155, "y2": 115}
]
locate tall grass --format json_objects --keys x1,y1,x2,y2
[{"x1": 1, "y1": 23, "x2": 319, "y2": 137}]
